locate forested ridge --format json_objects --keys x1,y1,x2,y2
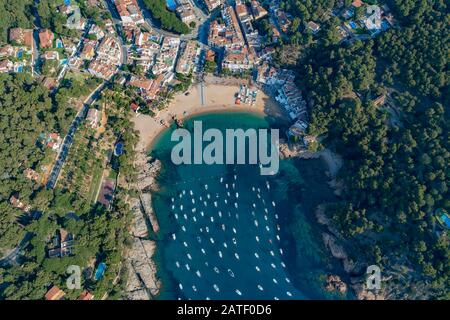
[{"x1": 289, "y1": 0, "x2": 449, "y2": 298}]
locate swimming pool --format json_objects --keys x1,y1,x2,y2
[
  {"x1": 94, "y1": 262, "x2": 106, "y2": 281},
  {"x1": 166, "y1": 0, "x2": 177, "y2": 11}
]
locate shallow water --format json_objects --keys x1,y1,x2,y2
[{"x1": 150, "y1": 112, "x2": 345, "y2": 300}]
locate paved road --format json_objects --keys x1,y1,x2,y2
[
  {"x1": 104, "y1": 0, "x2": 128, "y2": 65},
  {"x1": 46, "y1": 82, "x2": 107, "y2": 189},
  {"x1": 0, "y1": 232, "x2": 33, "y2": 266}
]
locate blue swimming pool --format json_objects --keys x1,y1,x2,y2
[
  {"x1": 114, "y1": 142, "x2": 124, "y2": 156},
  {"x1": 166, "y1": 0, "x2": 177, "y2": 11},
  {"x1": 349, "y1": 21, "x2": 358, "y2": 29},
  {"x1": 94, "y1": 262, "x2": 106, "y2": 281}
]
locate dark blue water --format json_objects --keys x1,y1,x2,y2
[{"x1": 150, "y1": 112, "x2": 346, "y2": 300}]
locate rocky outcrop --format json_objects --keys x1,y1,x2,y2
[
  {"x1": 325, "y1": 274, "x2": 347, "y2": 294},
  {"x1": 134, "y1": 153, "x2": 161, "y2": 192},
  {"x1": 124, "y1": 238, "x2": 161, "y2": 300},
  {"x1": 350, "y1": 276, "x2": 385, "y2": 300},
  {"x1": 140, "y1": 193, "x2": 160, "y2": 234},
  {"x1": 130, "y1": 198, "x2": 148, "y2": 238},
  {"x1": 322, "y1": 232, "x2": 364, "y2": 275}
]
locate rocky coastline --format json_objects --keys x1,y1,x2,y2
[
  {"x1": 124, "y1": 152, "x2": 162, "y2": 300},
  {"x1": 281, "y1": 142, "x2": 386, "y2": 300}
]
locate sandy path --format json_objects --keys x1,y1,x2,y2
[{"x1": 132, "y1": 83, "x2": 288, "y2": 152}]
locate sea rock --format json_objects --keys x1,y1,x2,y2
[
  {"x1": 130, "y1": 198, "x2": 148, "y2": 238},
  {"x1": 134, "y1": 154, "x2": 161, "y2": 191},
  {"x1": 140, "y1": 193, "x2": 160, "y2": 234},
  {"x1": 325, "y1": 274, "x2": 347, "y2": 294},
  {"x1": 322, "y1": 233, "x2": 347, "y2": 260},
  {"x1": 125, "y1": 238, "x2": 161, "y2": 299}
]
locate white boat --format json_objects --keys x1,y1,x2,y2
[
  {"x1": 175, "y1": 261, "x2": 180, "y2": 268},
  {"x1": 277, "y1": 225, "x2": 281, "y2": 231},
  {"x1": 180, "y1": 205, "x2": 183, "y2": 211},
  {"x1": 172, "y1": 233, "x2": 176, "y2": 240},
  {"x1": 272, "y1": 201, "x2": 276, "y2": 207},
  {"x1": 252, "y1": 211, "x2": 256, "y2": 216},
  {"x1": 201, "y1": 211, "x2": 204, "y2": 217},
  {"x1": 255, "y1": 266, "x2": 260, "y2": 272},
  {"x1": 252, "y1": 187, "x2": 256, "y2": 192},
  {"x1": 218, "y1": 211, "x2": 222, "y2": 218},
  {"x1": 264, "y1": 208, "x2": 268, "y2": 213},
  {"x1": 181, "y1": 226, "x2": 186, "y2": 232},
  {"x1": 271, "y1": 263, "x2": 276, "y2": 269},
  {"x1": 254, "y1": 253, "x2": 259, "y2": 259},
  {"x1": 224, "y1": 199, "x2": 228, "y2": 204},
  {"x1": 222, "y1": 224, "x2": 225, "y2": 231},
  {"x1": 223, "y1": 242, "x2": 228, "y2": 248},
  {"x1": 174, "y1": 213, "x2": 179, "y2": 220},
  {"x1": 206, "y1": 227, "x2": 209, "y2": 233},
  {"x1": 273, "y1": 278, "x2": 278, "y2": 284},
  {"x1": 228, "y1": 269, "x2": 235, "y2": 277},
  {"x1": 210, "y1": 217, "x2": 214, "y2": 223},
  {"x1": 171, "y1": 205, "x2": 175, "y2": 209},
  {"x1": 281, "y1": 262, "x2": 286, "y2": 268},
  {"x1": 235, "y1": 289, "x2": 242, "y2": 296},
  {"x1": 207, "y1": 194, "x2": 210, "y2": 199},
  {"x1": 234, "y1": 175, "x2": 237, "y2": 180},
  {"x1": 185, "y1": 264, "x2": 190, "y2": 271},
  {"x1": 183, "y1": 242, "x2": 188, "y2": 247},
  {"x1": 192, "y1": 208, "x2": 196, "y2": 213},
  {"x1": 286, "y1": 291, "x2": 292, "y2": 297},
  {"x1": 257, "y1": 194, "x2": 261, "y2": 199},
  {"x1": 214, "y1": 201, "x2": 217, "y2": 207},
  {"x1": 213, "y1": 284, "x2": 220, "y2": 292},
  {"x1": 235, "y1": 213, "x2": 239, "y2": 220},
  {"x1": 197, "y1": 236, "x2": 201, "y2": 243},
  {"x1": 270, "y1": 250, "x2": 275, "y2": 256},
  {"x1": 220, "y1": 177, "x2": 223, "y2": 183},
  {"x1": 279, "y1": 248, "x2": 283, "y2": 255},
  {"x1": 275, "y1": 214, "x2": 279, "y2": 219},
  {"x1": 192, "y1": 199, "x2": 195, "y2": 204},
  {"x1": 203, "y1": 201, "x2": 207, "y2": 207},
  {"x1": 254, "y1": 220, "x2": 259, "y2": 227},
  {"x1": 192, "y1": 285, "x2": 197, "y2": 292},
  {"x1": 264, "y1": 215, "x2": 268, "y2": 221},
  {"x1": 201, "y1": 248, "x2": 206, "y2": 255},
  {"x1": 235, "y1": 192, "x2": 239, "y2": 198},
  {"x1": 182, "y1": 190, "x2": 186, "y2": 195},
  {"x1": 232, "y1": 227, "x2": 237, "y2": 234},
  {"x1": 218, "y1": 251, "x2": 222, "y2": 258},
  {"x1": 210, "y1": 237, "x2": 214, "y2": 244},
  {"x1": 225, "y1": 184, "x2": 229, "y2": 189},
  {"x1": 234, "y1": 253, "x2": 240, "y2": 260},
  {"x1": 232, "y1": 183, "x2": 235, "y2": 189},
  {"x1": 183, "y1": 214, "x2": 188, "y2": 220},
  {"x1": 258, "y1": 285, "x2": 264, "y2": 291},
  {"x1": 214, "y1": 267, "x2": 219, "y2": 274},
  {"x1": 266, "y1": 182, "x2": 270, "y2": 190},
  {"x1": 276, "y1": 235, "x2": 281, "y2": 241},
  {"x1": 285, "y1": 278, "x2": 291, "y2": 283},
  {"x1": 227, "y1": 192, "x2": 230, "y2": 197},
  {"x1": 266, "y1": 226, "x2": 270, "y2": 232},
  {"x1": 179, "y1": 283, "x2": 183, "y2": 290},
  {"x1": 252, "y1": 203, "x2": 256, "y2": 208},
  {"x1": 232, "y1": 238, "x2": 237, "y2": 245},
  {"x1": 255, "y1": 236, "x2": 260, "y2": 242},
  {"x1": 205, "y1": 184, "x2": 208, "y2": 190},
  {"x1": 196, "y1": 270, "x2": 201, "y2": 278},
  {"x1": 171, "y1": 198, "x2": 174, "y2": 202},
  {"x1": 187, "y1": 253, "x2": 192, "y2": 260},
  {"x1": 193, "y1": 217, "x2": 197, "y2": 222},
  {"x1": 234, "y1": 203, "x2": 238, "y2": 208}
]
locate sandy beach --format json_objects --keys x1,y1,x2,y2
[{"x1": 132, "y1": 83, "x2": 288, "y2": 152}]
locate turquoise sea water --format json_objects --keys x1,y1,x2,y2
[{"x1": 150, "y1": 112, "x2": 348, "y2": 300}]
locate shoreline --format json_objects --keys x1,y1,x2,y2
[{"x1": 132, "y1": 83, "x2": 290, "y2": 153}]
